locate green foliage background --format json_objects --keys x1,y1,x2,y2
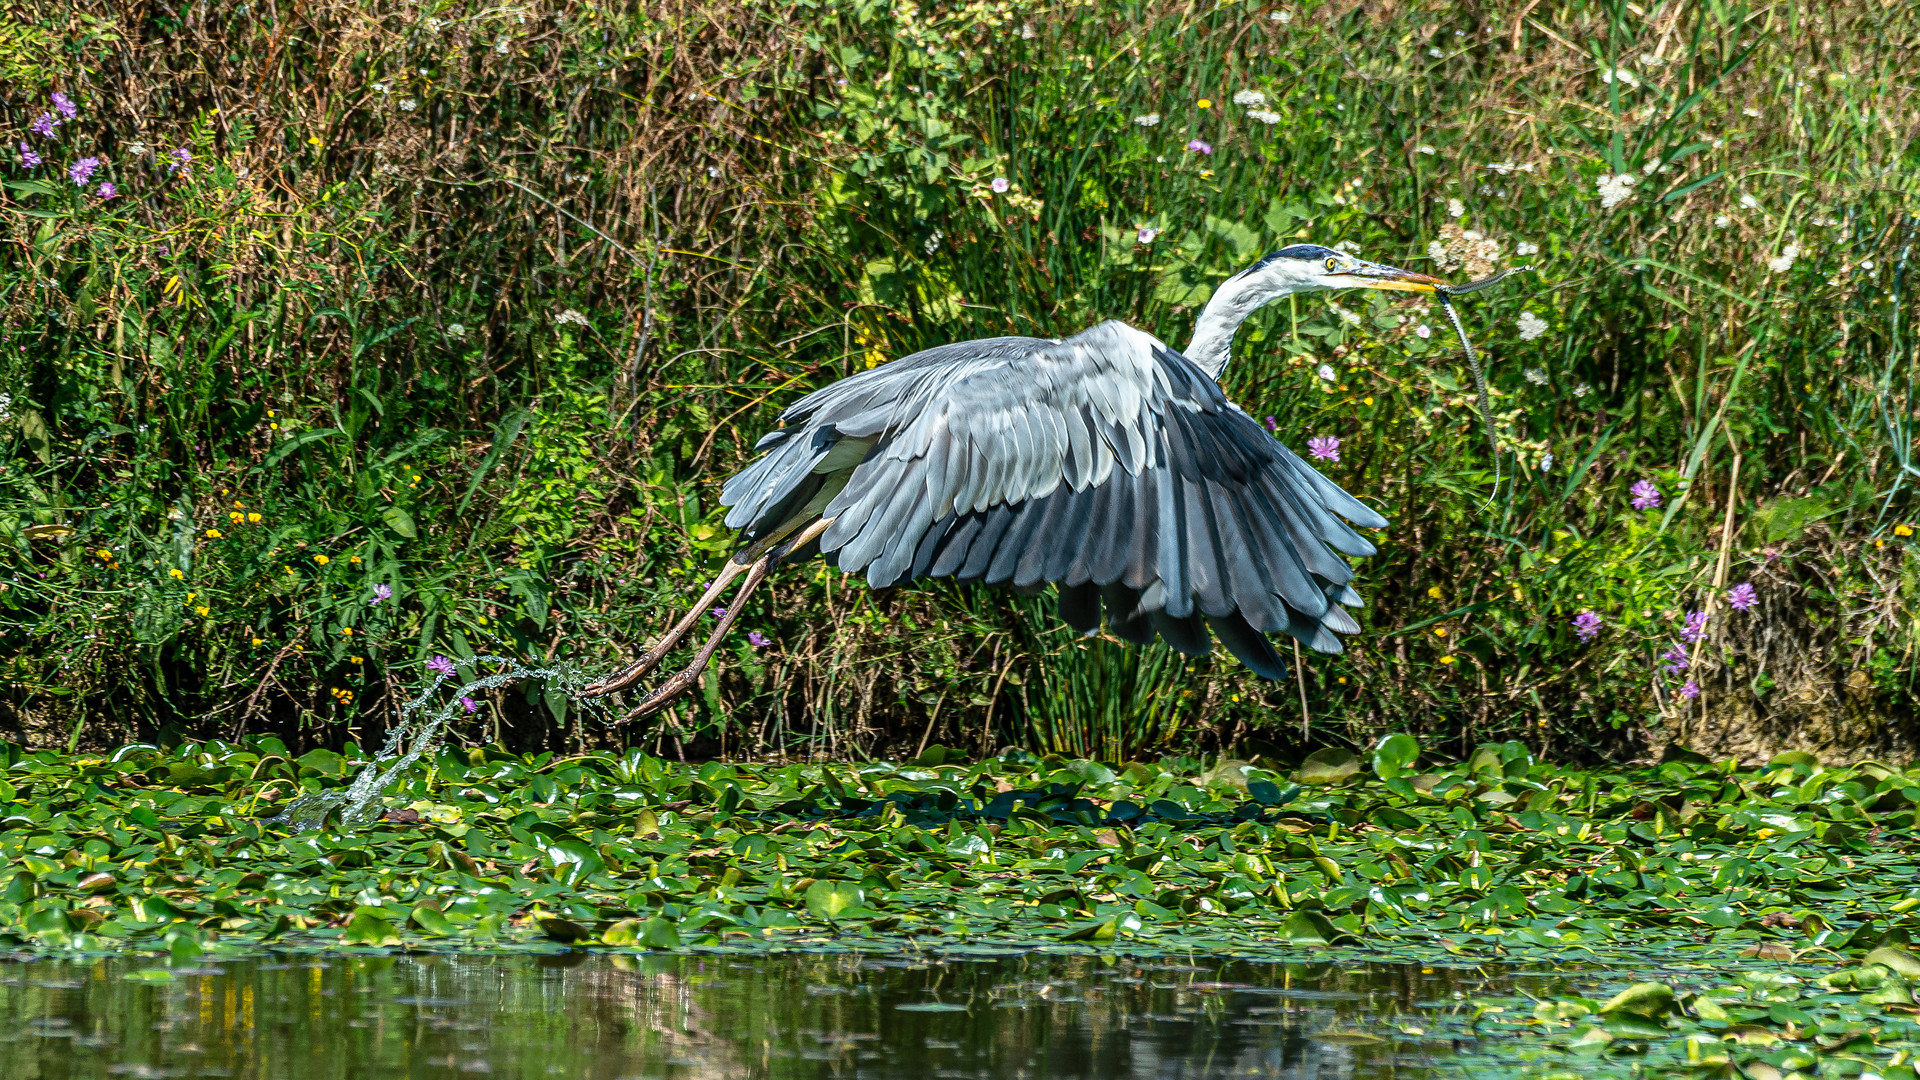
[{"x1": 0, "y1": 0, "x2": 1916, "y2": 761}]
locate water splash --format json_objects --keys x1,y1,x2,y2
[{"x1": 274, "y1": 655, "x2": 592, "y2": 832}]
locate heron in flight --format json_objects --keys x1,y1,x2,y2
[{"x1": 584, "y1": 245, "x2": 1445, "y2": 718}]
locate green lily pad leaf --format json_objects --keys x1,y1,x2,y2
[
  {"x1": 1294, "y1": 748, "x2": 1359, "y2": 785},
  {"x1": 638, "y1": 917, "x2": 681, "y2": 949},
  {"x1": 896, "y1": 1002, "x2": 969, "y2": 1012},
  {"x1": 409, "y1": 904, "x2": 454, "y2": 937},
  {"x1": 342, "y1": 912, "x2": 403, "y2": 947},
  {"x1": 602, "y1": 918, "x2": 642, "y2": 946},
  {"x1": 1598, "y1": 982, "x2": 1676, "y2": 1018},
  {"x1": 1059, "y1": 918, "x2": 1116, "y2": 942},
  {"x1": 1371, "y1": 733, "x2": 1420, "y2": 779},
  {"x1": 123, "y1": 968, "x2": 176, "y2": 983},
  {"x1": 1568, "y1": 1026, "x2": 1615, "y2": 1056},
  {"x1": 1865, "y1": 946, "x2": 1920, "y2": 978},
  {"x1": 1279, "y1": 908, "x2": 1347, "y2": 946},
  {"x1": 538, "y1": 917, "x2": 592, "y2": 943},
  {"x1": 804, "y1": 879, "x2": 865, "y2": 920}
]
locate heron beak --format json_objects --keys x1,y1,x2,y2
[{"x1": 1328, "y1": 260, "x2": 1448, "y2": 293}]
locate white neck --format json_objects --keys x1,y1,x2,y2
[{"x1": 1182, "y1": 262, "x2": 1318, "y2": 380}]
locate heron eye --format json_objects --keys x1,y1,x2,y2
[{"x1": 1324, "y1": 256, "x2": 1339, "y2": 271}]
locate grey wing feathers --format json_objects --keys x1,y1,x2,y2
[{"x1": 718, "y1": 320, "x2": 1388, "y2": 678}]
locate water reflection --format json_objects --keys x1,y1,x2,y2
[{"x1": 0, "y1": 950, "x2": 1497, "y2": 1079}]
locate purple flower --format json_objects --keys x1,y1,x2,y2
[
  {"x1": 51, "y1": 92, "x2": 76, "y2": 120},
  {"x1": 748, "y1": 631, "x2": 770, "y2": 648},
  {"x1": 1186, "y1": 139, "x2": 1213, "y2": 155},
  {"x1": 1264, "y1": 416, "x2": 1277, "y2": 432},
  {"x1": 370, "y1": 583, "x2": 393, "y2": 604},
  {"x1": 1680, "y1": 609, "x2": 1708, "y2": 643},
  {"x1": 1677, "y1": 680, "x2": 1699, "y2": 700},
  {"x1": 29, "y1": 113, "x2": 56, "y2": 138},
  {"x1": 1763, "y1": 546, "x2": 1781, "y2": 563},
  {"x1": 18, "y1": 143, "x2": 40, "y2": 169},
  {"x1": 710, "y1": 606, "x2": 727, "y2": 619},
  {"x1": 68, "y1": 156, "x2": 100, "y2": 186},
  {"x1": 460, "y1": 696, "x2": 478, "y2": 714},
  {"x1": 428, "y1": 654, "x2": 455, "y2": 676},
  {"x1": 1572, "y1": 610, "x2": 1602, "y2": 642},
  {"x1": 1630, "y1": 479, "x2": 1662, "y2": 510},
  {"x1": 1659, "y1": 645, "x2": 1689, "y2": 675},
  {"x1": 168, "y1": 147, "x2": 192, "y2": 175},
  {"x1": 1726, "y1": 582, "x2": 1757, "y2": 611},
  {"x1": 1306, "y1": 435, "x2": 1341, "y2": 462},
  {"x1": 95, "y1": 181, "x2": 116, "y2": 199}
]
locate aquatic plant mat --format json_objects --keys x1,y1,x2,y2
[{"x1": 9, "y1": 740, "x2": 1920, "y2": 1079}]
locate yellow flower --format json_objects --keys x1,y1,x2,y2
[
  {"x1": 269, "y1": 423, "x2": 279, "y2": 430},
  {"x1": 205, "y1": 528, "x2": 222, "y2": 538},
  {"x1": 266, "y1": 410, "x2": 275, "y2": 418},
  {"x1": 349, "y1": 555, "x2": 361, "y2": 564},
  {"x1": 314, "y1": 554, "x2": 330, "y2": 565},
  {"x1": 350, "y1": 655, "x2": 364, "y2": 664},
  {"x1": 1439, "y1": 655, "x2": 1456, "y2": 664},
  {"x1": 284, "y1": 565, "x2": 295, "y2": 575},
  {"x1": 1197, "y1": 98, "x2": 1213, "y2": 108},
  {"x1": 169, "y1": 568, "x2": 185, "y2": 579},
  {"x1": 1363, "y1": 396, "x2": 1375, "y2": 406},
  {"x1": 229, "y1": 512, "x2": 242, "y2": 523},
  {"x1": 308, "y1": 136, "x2": 324, "y2": 146},
  {"x1": 1897, "y1": 523, "x2": 1914, "y2": 537},
  {"x1": 96, "y1": 548, "x2": 112, "y2": 559},
  {"x1": 251, "y1": 637, "x2": 263, "y2": 646},
  {"x1": 247, "y1": 512, "x2": 262, "y2": 523},
  {"x1": 1434, "y1": 627, "x2": 1447, "y2": 637},
  {"x1": 195, "y1": 605, "x2": 210, "y2": 617},
  {"x1": 233, "y1": 500, "x2": 244, "y2": 509},
  {"x1": 186, "y1": 591, "x2": 196, "y2": 601},
  {"x1": 341, "y1": 626, "x2": 354, "y2": 636},
  {"x1": 1427, "y1": 586, "x2": 1442, "y2": 599}
]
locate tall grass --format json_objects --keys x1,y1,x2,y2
[{"x1": 0, "y1": 0, "x2": 1915, "y2": 762}]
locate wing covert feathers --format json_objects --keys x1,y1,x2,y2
[{"x1": 719, "y1": 321, "x2": 1387, "y2": 678}]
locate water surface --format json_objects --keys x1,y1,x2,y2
[{"x1": 0, "y1": 950, "x2": 1520, "y2": 1078}]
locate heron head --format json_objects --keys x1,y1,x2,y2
[{"x1": 1250, "y1": 244, "x2": 1445, "y2": 294}]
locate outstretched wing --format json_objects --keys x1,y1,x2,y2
[{"x1": 719, "y1": 321, "x2": 1388, "y2": 678}]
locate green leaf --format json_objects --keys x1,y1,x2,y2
[
  {"x1": 1866, "y1": 946, "x2": 1920, "y2": 979},
  {"x1": 804, "y1": 879, "x2": 865, "y2": 920},
  {"x1": 538, "y1": 917, "x2": 592, "y2": 943},
  {"x1": 382, "y1": 505, "x2": 418, "y2": 539},
  {"x1": 1371, "y1": 734, "x2": 1420, "y2": 780},
  {"x1": 409, "y1": 904, "x2": 454, "y2": 937},
  {"x1": 1598, "y1": 982, "x2": 1676, "y2": 1018},
  {"x1": 1294, "y1": 748, "x2": 1359, "y2": 785},
  {"x1": 896, "y1": 1002, "x2": 969, "y2": 1012},
  {"x1": 342, "y1": 912, "x2": 403, "y2": 947}
]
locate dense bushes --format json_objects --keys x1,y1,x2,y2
[{"x1": 0, "y1": 0, "x2": 1915, "y2": 762}]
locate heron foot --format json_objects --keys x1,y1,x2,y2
[{"x1": 599, "y1": 516, "x2": 833, "y2": 720}]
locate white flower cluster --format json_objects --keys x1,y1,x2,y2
[
  {"x1": 1596, "y1": 173, "x2": 1637, "y2": 209},
  {"x1": 1515, "y1": 240, "x2": 1539, "y2": 256},
  {"x1": 1484, "y1": 161, "x2": 1536, "y2": 175},
  {"x1": 1572, "y1": 383, "x2": 1592, "y2": 398},
  {"x1": 1132, "y1": 113, "x2": 1161, "y2": 127},
  {"x1": 0, "y1": 392, "x2": 12, "y2": 423},
  {"x1": 1738, "y1": 193, "x2": 1759, "y2": 210},
  {"x1": 1416, "y1": 145, "x2": 1436, "y2": 155},
  {"x1": 1248, "y1": 109, "x2": 1281, "y2": 124},
  {"x1": 1524, "y1": 367, "x2": 1549, "y2": 385},
  {"x1": 1270, "y1": 9, "x2": 1292, "y2": 22},
  {"x1": 446, "y1": 323, "x2": 468, "y2": 340},
  {"x1": 1233, "y1": 90, "x2": 1268, "y2": 106},
  {"x1": 1316, "y1": 364, "x2": 1337, "y2": 381},
  {"x1": 1600, "y1": 68, "x2": 1639, "y2": 87},
  {"x1": 1325, "y1": 304, "x2": 1362, "y2": 327},
  {"x1": 1517, "y1": 312, "x2": 1549, "y2": 341},
  {"x1": 1428, "y1": 225, "x2": 1504, "y2": 276},
  {"x1": 555, "y1": 309, "x2": 590, "y2": 327},
  {"x1": 1446, "y1": 198, "x2": 1465, "y2": 218},
  {"x1": 923, "y1": 230, "x2": 944, "y2": 255},
  {"x1": 1768, "y1": 244, "x2": 1800, "y2": 273}
]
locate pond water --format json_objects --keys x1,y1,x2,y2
[{"x1": 0, "y1": 950, "x2": 1525, "y2": 1079}]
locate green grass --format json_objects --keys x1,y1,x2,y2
[{"x1": 0, "y1": 0, "x2": 1916, "y2": 758}]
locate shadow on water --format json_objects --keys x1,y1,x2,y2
[{"x1": 0, "y1": 950, "x2": 1536, "y2": 1079}]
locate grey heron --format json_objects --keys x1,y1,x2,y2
[{"x1": 584, "y1": 245, "x2": 1447, "y2": 719}]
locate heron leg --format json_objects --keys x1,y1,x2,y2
[
  {"x1": 581, "y1": 521, "x2": 802, "y2": 697},
  {"x1": 616, "y1": 516, "x2": 833, "y2": 722}
]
